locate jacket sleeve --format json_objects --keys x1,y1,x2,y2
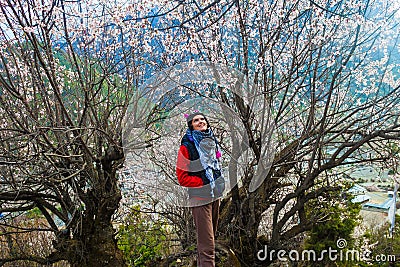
[{"x1": 176, "y1": 145, "x2": 204, "y2": 187}]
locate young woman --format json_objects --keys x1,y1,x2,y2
[{"x1": 176, "y1": 111, "x2": 225, "y2": 267}]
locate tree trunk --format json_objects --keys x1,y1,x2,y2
[
  {"x1": 51, "y1": 192, "x2": 126, "y2": 267},
  {"x1": 75, "y1": 220, "x2": 125, "y2": 267},
  {"x1": 54, "y1": 204, "x2": 125, "y2": 266},
  {"x1": 218, "y1": 176, "x2": 280, "y2": 266},
  {"x1": 51, "y1": 150, "x2": 126, "y2": 267},
  {"x1": 219, "y1": 196, "x2": 260, "y2": 266}
]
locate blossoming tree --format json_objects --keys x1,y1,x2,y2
[
  {"x1": 0, "y1": 0, "x2": 171, "y2": 265},
  {"x1": 138, "y1": 0, "x2": 400, "y2": 265},
  {"x1": 1, "y1": 0, "x2": 400, "y2": 266}
]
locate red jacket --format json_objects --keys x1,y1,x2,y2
[{"x1": 176, "y1": 145, "x2": 204, "y2": 187}]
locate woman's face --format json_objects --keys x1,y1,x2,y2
[{"x1": 192, "y1": 115, "x2": 208, "y2": 132}]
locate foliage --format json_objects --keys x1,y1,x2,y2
[
  {"x1": 117, "y1": 205, "x2": 172, "y2": 266},
  {"x1": 303, "y1": 188, "x2": 362, "y2": 266},
  {"x1": 360, "y1": 215, "x2": 400, "y2": 267}
]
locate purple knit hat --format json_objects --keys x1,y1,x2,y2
[{"x1": 184, "y1": 111, "x2": 209, "y2": 130}]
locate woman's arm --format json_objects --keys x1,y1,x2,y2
[{"x1": 176, "y1": 145, "x2": 204, "y2": 187}]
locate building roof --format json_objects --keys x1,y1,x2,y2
[
  {"x1": 352, "y1": 194, "x2": 370, "y2": 203},
  {"x1": 348, "y1": 184, "x2": 367, "y2": 194},
  {"x1": 363, "y1": 198, "x2": 393, "y2": 210}
]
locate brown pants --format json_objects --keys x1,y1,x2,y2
[{"x1": 191, "y1": 200, "x2": 220, "y2": 267}]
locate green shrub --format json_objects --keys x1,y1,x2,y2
[
  {"x1": 117, "y1": 205, "x2": 172, "y2": 266},
  {"x1": 303, "y1": 190, "x2": 362, "y2": 266}
]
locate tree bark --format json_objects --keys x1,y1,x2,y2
[
  {"x1": 51, "y1": 191, "x2": 126, "y2": 267},
  {"x1": 50, "y1": 148, "x2": 126, "y2": 267}
]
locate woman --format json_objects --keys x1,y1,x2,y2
[{"x1": 176, "y1": 111, "x2": 225, "y2": 267}]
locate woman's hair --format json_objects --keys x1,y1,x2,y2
[{"x1": 185, "y1": 112, "x2": 210, "y2": 130}]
